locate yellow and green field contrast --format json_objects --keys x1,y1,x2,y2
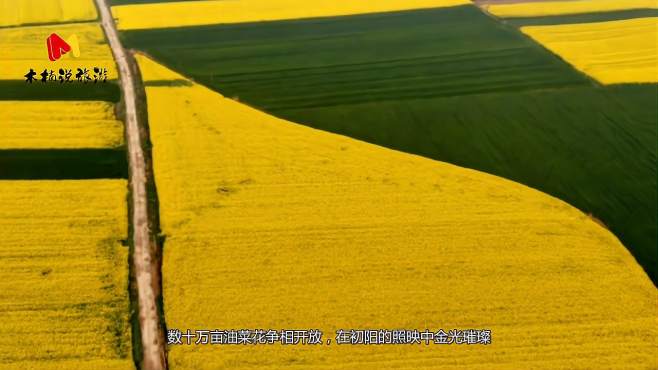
[
  {"x1": 522, "y1": 17, "x2": 658, "y2": 85},
  {"x1": 112, "y1": 0, "x2": 470, "y2": 30},
  {"x1": 0, "y1": 180, "x2": 133, "y2": 370},
  {"x1": 0, "y1": 101, "x2": 123, "y2": 149},
  {"x1": 486, "y1": 0, "x2": 658, "y2": 18},
  {"x1": 0, "y1": 0, "x2": 133, "y2": 368},
  {"x1": 138, "y1": 55, "x2": 658, "y2": 369},
  {"x1": 0, "y1": 0, "x2": 98, "y2": 27}
]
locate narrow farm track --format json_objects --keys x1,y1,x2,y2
[{"x1": 94, "y1": 0, "x2": 167, "y2": 369}]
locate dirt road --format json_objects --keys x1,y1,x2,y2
[{"x1": 94, "y1": 0, "x2": 167, "y2": 369}]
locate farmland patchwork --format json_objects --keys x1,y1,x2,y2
[
  {"x1": 136, "y1": 54, "x2": 658, "y2": 369},
  {"x1": 121, "y1": 6, "x2": 590, "y2": 109},
  {"x1": 120, "y1": 4, "x2": 657, "y2": 281},
  {"x1": 0, "y1": 0, "x2": 133, "y2": 368},
  {"x1": 1, "y1": 0, "x2": 656, "y2": 368}
]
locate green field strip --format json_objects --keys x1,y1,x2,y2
[
  {"x1": 506, "y1": 8, "x2": 658, "y2": 26},
  {"x1": 0, "y1": 149, "x2": 128, "y2": 179},
  {"x1": 120, "y1": 5, "x2": 590, "y2": 107},
  {"x1": 0, "y1": 80, "x2": 121, "y2": 101}
]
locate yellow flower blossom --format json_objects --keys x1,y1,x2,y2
[
  {"x1": 137, "y1": 54, "x2": 658, "y2": 369},
  {"x1": 0, "y1": 101, "x2": 123, "y2": 149},
  {"x1": 487, "y1": 0, "x2": 658, "y2": 18},
  {"x1": 0, "y1": 180, "x2": 132, "y2": 369},
  {"x1": 0, "y1": 0, "x2": 97, "y2": 27},
  {"x1": 523, "y1": 18, "x2": 658, "y2": 84}
]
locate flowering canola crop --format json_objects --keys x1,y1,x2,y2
[
  {"x1": 137, "y1": 54, "x2": 658, "y2": 369},
  {"x1": 522, "y1": 17, "x2": 658, "y2": 84},
  {"x1": 487, "y1": 0, "x2": 658, "y2": 18},
  {"x1": 0, "y1": 101, "x2": 123, "y2": 149},
  {"x1": 0, "y1": 180, "x2": 132, "y2": 369},
  {"x1": 0, "y1": 0, "x2": 98, "y2": 27}
]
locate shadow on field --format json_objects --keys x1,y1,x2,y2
[
  {"x1": 144, "y1": 79, "x2": 193, "y2": 87},
  {"x1": 0, "y1": 149, "x2": 128, "y2": 179}
]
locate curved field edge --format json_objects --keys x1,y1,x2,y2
[
  {"x1": 118, "y1": 6, "x2": 657, "y2": 282},
  {"x1": 274, "y1": 83, "x2": 658, "y2": 284},
  {"x1": 136, "y1": 54, "x2": 658, "y2": 369}
]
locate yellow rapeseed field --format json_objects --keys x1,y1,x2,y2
[
  {"x1": 112, "y1": 0, "x2": 471, "y2": 30},
  {"x1": 487, "y1": 0, "x2": 658, "y2": 18},
  {"x1": 0, "y1": 22, "x2": 118, "y2": 81},
  {"x1": 0, "y1": 180, "x2": 133, "y2": 369},
  {"x1": 0, "y1": 0, "x2": 98, "y2": 27},
  {"x1": 137, "y1": 54, "x2": 658, "y2": 369},
  {"x1": 522, "y1": 17, "x2": 658, "y2": 84},
  {"x1": 0, "y1": 101, "x2": 123, "y2": 149}
]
